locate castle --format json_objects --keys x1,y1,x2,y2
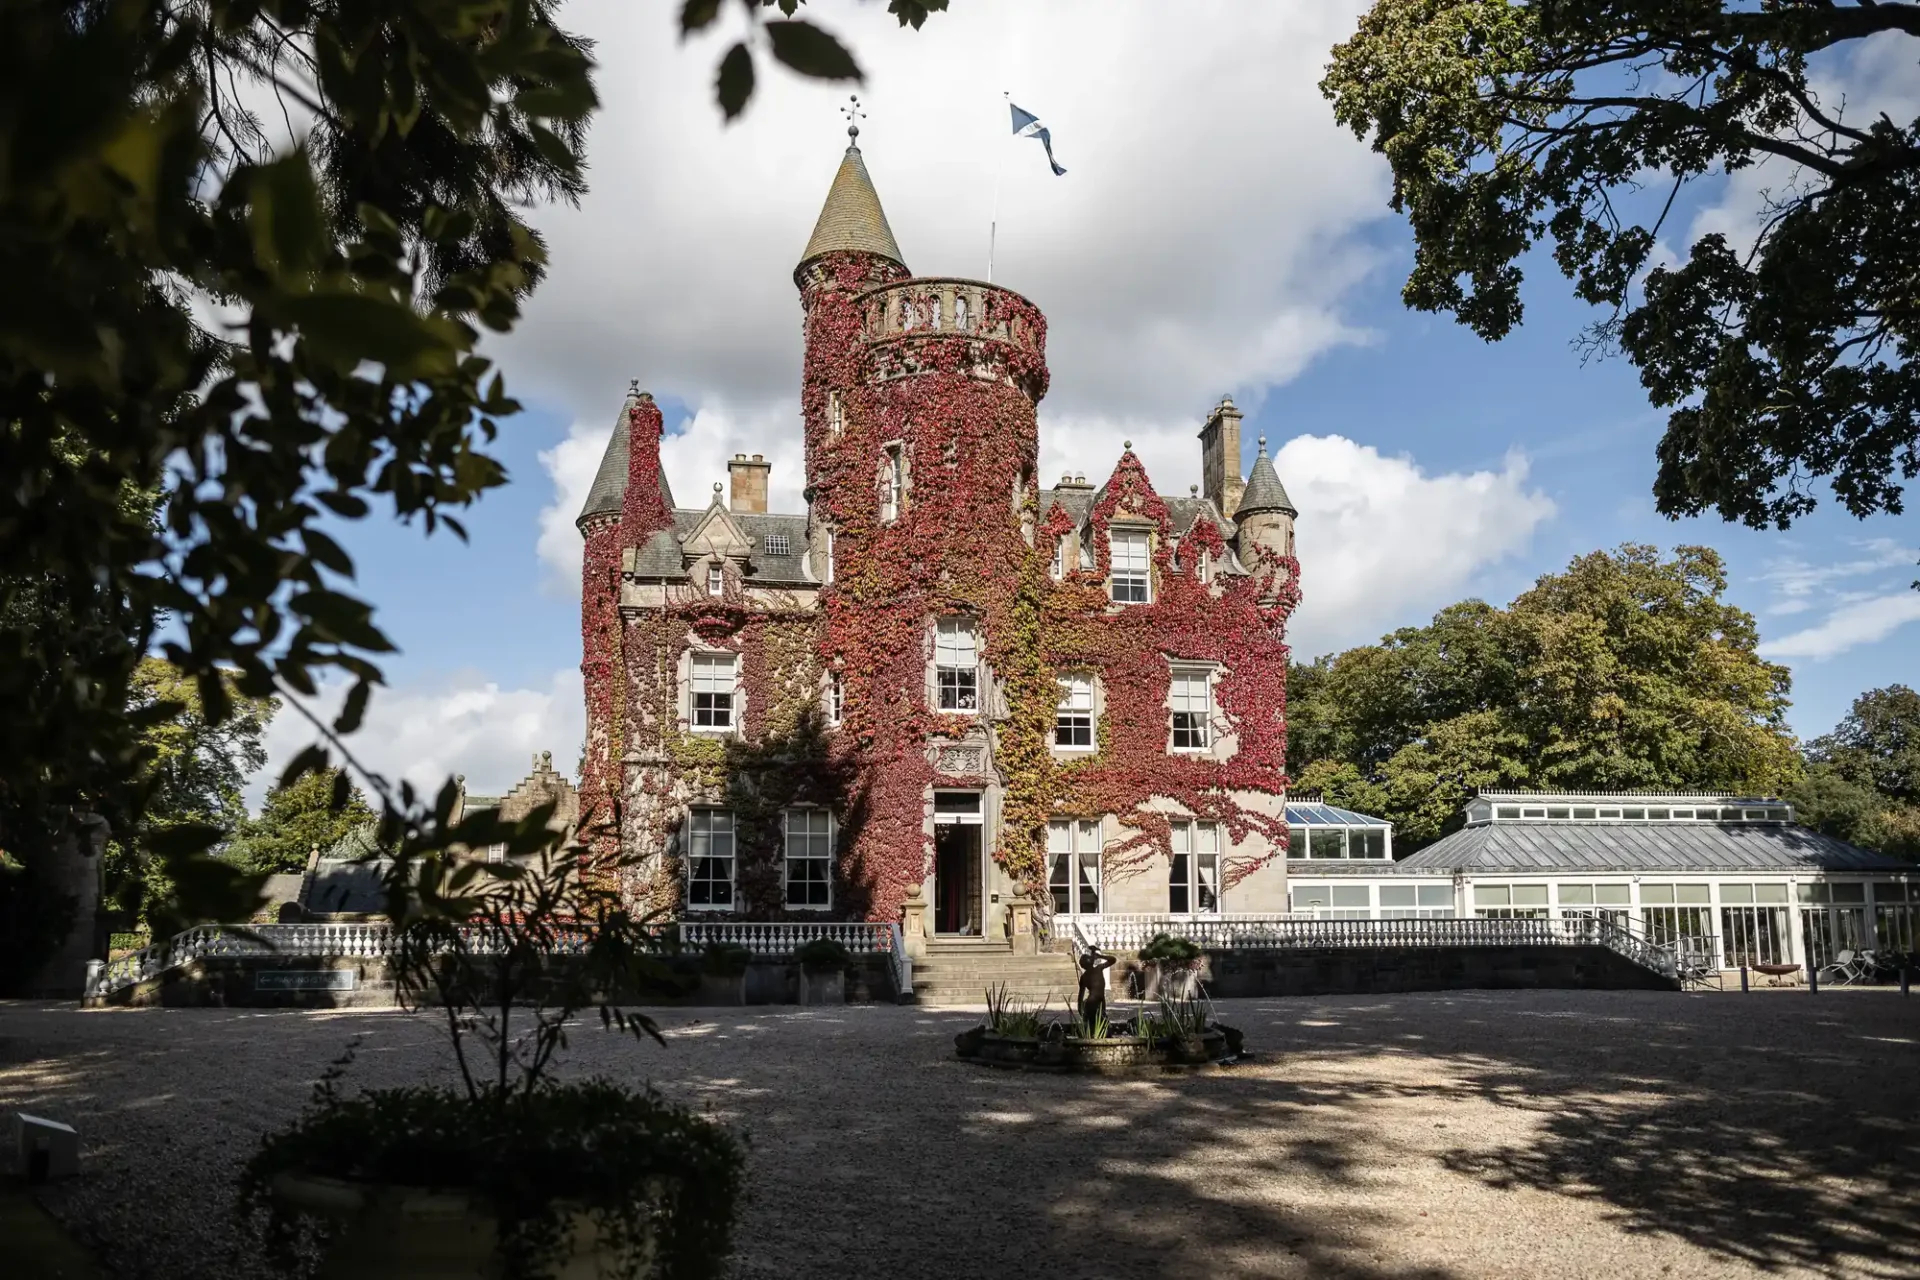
[{"x1": 574, "y1": 131, "x2": 1302, "y2": 937}]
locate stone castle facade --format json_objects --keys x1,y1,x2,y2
[{"x1": 575, "y1": 136, "x2": 1302, "y2": 936}]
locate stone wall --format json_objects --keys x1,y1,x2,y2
[{"x1": 1189, "y1": 945, "x2": 1678, "y2": 997}]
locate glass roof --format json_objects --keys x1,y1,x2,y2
[{"x1": 1285, "y1": 803, "x2": 1388, "y2": 827}]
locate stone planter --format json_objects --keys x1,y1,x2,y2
[
  {"x1": 799, "y1": 967, "x2": 844, "y2": 1005},
  {"x1": 697, "y1": 972, "x2": 746, "y2": 1006},
  {"x1": 271, "y1": 1170, "x2": 661, "y2": 1279},
  {"x1": 957, "y1": 1028, "x2": 1230, "y2": 1073}
]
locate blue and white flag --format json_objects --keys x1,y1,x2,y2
[{"x1": 1010, "y1": 102, "x2": 1066, "y2": 176}]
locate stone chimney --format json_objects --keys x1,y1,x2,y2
[
  {"x1": 728, "y1": 453, "x2": 770, "y2": 513},
  {"x1": 1198, "y1": 395, "x2": 1246, "y2": 517}
]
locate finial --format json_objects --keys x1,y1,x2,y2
[
  {"x1": 841, "y1": 94, "x2": 865, "y2": 143},
  {"x1": 1257, "y1": 435, "x2": 1268, "y2": 452},
  {"x1": 628, "y1": 377, "x2": 639, "y2": 395},
  {"x1": 1190, "y1": 484, "x2": 1199, "y2": 496},
  {"x1": 1124, "y1": 439, "x2": 1133, "y2": 450},
  {"x1": 712, "y1": 481, "x2": 723, "y2": 494}
]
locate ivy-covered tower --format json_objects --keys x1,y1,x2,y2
[{"x1": 795, "y1": 122, "x2": 1055, "y2": 931}]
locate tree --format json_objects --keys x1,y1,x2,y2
[
  {"x1": 1291, "y1": 544, "x2": 1801, "y2": 848},
  {"x1": 1, "y1": 2, "x2": 934, "y2": 963},
  {"x1": 1789, "y1": 684, "x2": 1920, "y2": 859},
  {"x1": 228, "y1": 768, "x2": 377, "y2": 877},
  {"x1": 1322, "y1": 1, "x2": 1920, "y2": 529},
  {"x1": 102, "y1": 661, "x2": 274, "y2": 933}
]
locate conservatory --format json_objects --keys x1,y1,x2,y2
[{"x1": 1280, "y1": 791, "x2": 1913, "y2": 973}]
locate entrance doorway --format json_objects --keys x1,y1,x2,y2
[{"x1": 933, "y1": 791, "x2": 984, "y2": 935}]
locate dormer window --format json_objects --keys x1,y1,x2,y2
[
  {"x1": 934, "y1": 618, "x2": 979, "y2": 713},
  {"x1": 706, "y1": 566, "x2": 724, "y2": 597},
  {"x1": 1110, "y1": 529, "x2": 1150, "y2": 603},
  {"x1": 764, "y1": 533, "x2": 790, "y2": 557}
]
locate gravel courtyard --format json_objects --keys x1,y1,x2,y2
[{"x1": 2, "y1": 989, "x2": 1916, "y2": 1279}]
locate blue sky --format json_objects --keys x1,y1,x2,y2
[{"x1": 255, "y1": 2, "x2": 1918, "y2": 802}]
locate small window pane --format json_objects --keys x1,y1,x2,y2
[
  {"x1": 1597, "y1": 808, "x2": 1621, "y2": 819},
  {"x1": 1720, "y1": 883, "x2": 1754, "y2": 904},
  {"x1": 1798, "y1": 883, "x2": 1828, "y2": 903},
  {"x1": 1647, "y1": 808, "x2": 1671, "y2": 820},
  {"x1": 1352, "y1": 829, "x2": 1387, "y2": 859},
  {"x1": 1572, "y1": 807, "x2": 1596, "y2": 820},
  {"x1": 1330, "y1": 885, "x2": 1369, "y2": 908},
  {"x1": 1622, "y1": 808, "x2": 1646, "y2": 820},
  {"x1": 1546, "y1": 807, "x2": 1570, "y2": 820},
  {"x1": 1309, "y1": 829, "x2": 1345, "y2": 859},
  {"x1": 1675, "y1": 884, "x2": 1710, "y2": 905},
  {"x1": 1558, "y1": 884, "x2": 1594, "y2": 905},
  {"x1": 1595, "y1": 884, "x2": 1631, "y2": 905},
  {"x1": 1495, "y1": 806, "x2": 1521, "y2": 819},
  {"x1": 1641, "y1": 884, "x2": 1675, "y2": 905},
  {"x1": 1417, "y1": 885, "x2": 1453, "y2": 907},
  {"x1": 1873, "y1": 881, "x2": 1908, "y2": 903},
  {"x1": 1477, "y1": 886, "x2": 1511, "y2": 906},
  {"x1": 1755, "y1": 883, "x2": 1790, "y2": 903},
  {"x1": 1513, "y1": 885, "x2": 1549, "y2": 906},
  {"x1": 1379, "y1": 885, "x2": 1417, "y2": 907},
  {"x1": 1831, "y1": 882, "x2": 1866, "y2": 903}
]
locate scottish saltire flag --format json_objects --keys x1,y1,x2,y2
[{"x1": 1010, "y1": 102, "x2": 1066, "y2": 176}]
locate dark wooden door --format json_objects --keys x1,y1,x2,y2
[{"x1": 935, "y1": 826, "x2": 972, "y2": 934}]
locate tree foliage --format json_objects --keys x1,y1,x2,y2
[
  {"x1": 1323, "y1": 1, "x2": 1920, "y2": 528},
  {"x1": 1290, "y1": 544, "x2": 1801, "y2": 847},
  {"x1": 1, "y1": 2, "x2": 922, "y2": 961},
  {"x1": 1790, "y1": 684, "x2": 1920, "y2": 858},
  {"x1": 227, "y1": 767, "x2": 376, "y2": 877}
]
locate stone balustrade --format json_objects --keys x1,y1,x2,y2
[{"x1": 857, "y1": 278, "x2": 1043, "y2": 354}]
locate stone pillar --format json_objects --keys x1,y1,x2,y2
[
  {"x1": 901, "y1": 885, "x2": 929, "y2": 960},
  {"x1": 1007, "y1": 895, "x2": 1036, "y2": 955}
]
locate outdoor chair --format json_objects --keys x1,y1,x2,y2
[{"x1": 1817, "y1": 949, "x2": 1873, "y2": 986}]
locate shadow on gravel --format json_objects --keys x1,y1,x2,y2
[{"x1": 1242, "y1": 992, "x2": 1920, "y2": 1278}]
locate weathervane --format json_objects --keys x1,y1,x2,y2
[{"x1": 841, "y1": 94, "x2": 865, "y2": 142}]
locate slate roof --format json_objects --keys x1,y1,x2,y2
[
  {"x1": 576, "y1": 388, "x2": 678, "y2": 527},
  {"x1": 1236, "y1": 438, "x2": 1296, "y2": 517},
  {"x1": 302, "y1": 824, "x2": 391, "y2": 914},
  {"x1": 631, "y1": 529, "x2": 686, "y2": 580},
  {"x1": 667, "y1": 509, "x2": 816, "y2": 585},
  {"x1": 1399, "y1": 821, "x2": 1908, "y2": 874},
  {"x1": 799, "y1": 144, "x2": 904, "y2": 268}
]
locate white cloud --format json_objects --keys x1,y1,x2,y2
[
  {"x1": 535, "y1": 398, "x2": 811, "y2": 593},
  {"x1": 251, "y1": 669, "x2": 585, "y2": 810},
  {"x1": 1275, "y1": 435, "x2": 1556, "y2": 657},
  {"x1": 491, "y1": 0, "x2": 1387, "y2": 430},
  {"x1": 1761, "y1": 592, "x2": 1920, "y2": 662}
]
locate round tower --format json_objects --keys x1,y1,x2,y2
[
  {"x1": 1233, "y1": 435, "x2": 1299, "y2": 601},
  {"x1": 792, "y1": 127, "x2": 1053, "y2": 923}
]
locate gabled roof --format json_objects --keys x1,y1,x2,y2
[
  {"x1": 1236, "y1": 436, "x2": 1295, "y2": 518},
  {"x1": 667, "y1": 508, "x2": 816, "y2": 585},
  {"x1": 799, "y1": 144, "x2": 905, "y2": 269},
  {"x1": 1399, "y1": 821, "x2": 1908, "y2": 874}
]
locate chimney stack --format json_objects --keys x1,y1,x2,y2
[
  {"x1": 728, "y1": 453, "x2": 770, "y2": 513},
  {"x1": 1198, "y1": 395, "x2": 1245, "y2": 517}
]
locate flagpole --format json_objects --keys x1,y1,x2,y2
[{"x1": 988, "y1": 90, "x2": 1008, "y2": 283}]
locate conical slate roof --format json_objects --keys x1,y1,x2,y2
[
  {"x1": 576, "y1": 386, "x2": 677, "y2": 528},
  {"x1": 1236, "y1": 437, "x2": 1296, "y2": 517},
  {"x1": 799, "y1": 144, "x2": 904, "y2": 268}
]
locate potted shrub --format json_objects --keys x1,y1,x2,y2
[
  {"x1": 1137, "y1": 932, "x2": 1204, "y2": 1000},
  {"x1": 238, "y1": 796, "x2": 744, "y2": 1279},
  {"x1": 698, "y1": 942, "x2": 752, "y2": 1006},
  {"x1": 793, "y1": 936, "x2": 850, "y2": 1005}
]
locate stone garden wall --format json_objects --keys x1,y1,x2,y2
[{"x1": 1190, "y1": 944, "x2": 1677, "y2": 997}]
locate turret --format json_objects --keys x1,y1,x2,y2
[{"x1": 1233, "y1": 435, "x2": 1297, "y2": 570}]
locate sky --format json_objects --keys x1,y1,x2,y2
[{"x1": 253, "y1": 1, "x2": 1919, "y2": 806}]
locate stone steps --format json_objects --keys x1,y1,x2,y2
[{"x1": 910, "y1": 945, "x2": 1079, "y2": 1006}]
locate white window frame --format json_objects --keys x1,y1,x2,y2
[
  {"x1": 1109, "y1": 528, "x2": 1151, "y2": 603},
  {"x1": 1167, "y1": 821, "x2": 1222, "y2": 916},
  {"x1": 486, "y1": 842, "x2": 506, "y2": 864},
  {"x1": 880, "y1": 444, "x2": 905, "y2": 523},
  {"x1": 934, "y1": 618, "x2": 980, "y2": 714},
  {"x1": 1169, "y1": 666, "x2": 1212, "y2": 751},
  {"x1": 783, "y1": 807, "x2": 834, "y2": 910},
  {"x1": 824, "y1": 530, "x2": 835, "y2": 584},
  {"x1": 1047, "y1": 819, "x2": 1104, "y2": 918},
  {"x1": 826, "y1": 672, "x2": 843, "y2": 726},
  {"x1": 690, "y1": 651, "x2": 738, "y2": 733},
  {"x1": 706, "y1": 565, "x2": 724, "y2": 597},
  {"x1": 1054, "y1": 674, "x2": 1094, "y2": 750},
  {"x1": 826, "y1": 389, "x2": 844, "y2": 437},
  {"x1": 686, "y1": 809, "x2": 736, "y2": 910}
]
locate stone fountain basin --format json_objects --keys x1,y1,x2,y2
[{"x1": 956, "y1": 1028, "x2": 1229, "y2": 1073}]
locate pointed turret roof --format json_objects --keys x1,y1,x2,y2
[
  {"x1": 1236, "y1": 436, "x2": 1296, "y2": 517},
  {"x1": 576, "y1": 384, "x2": 677, "y2": 529},
  {"x1": 798, "y1": 143, "x2": 905, "y2": 269},
  {"x1": 576, "y1": 387, "x2": 638, "y2": 527}
]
